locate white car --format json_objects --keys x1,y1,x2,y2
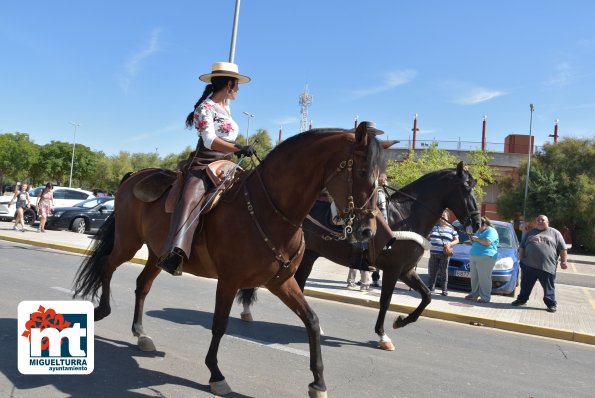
[{"x1": 0, "y1": 186, "x2": 94, "y2": 224}]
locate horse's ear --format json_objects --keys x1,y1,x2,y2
[
  {"x1": 380, "y1": 140, "x2": 398, "y2": 149},
  {"x1": 456, "y1": 161, "x2": 466, "y2": 177},
  {"x1": 355, "y1": 122, "x2": 369, "y2": 148}
]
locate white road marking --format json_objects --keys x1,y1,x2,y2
[
  {"x1": 226, "y1": 334, "x2": 310, "y2": 357},
  {"x1": 51, "y1": 286, "x2": 75, "y2": 295}
]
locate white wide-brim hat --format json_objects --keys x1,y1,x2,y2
[{"x1": 199, "y1": 62, "x2": 251, "y2": 83}]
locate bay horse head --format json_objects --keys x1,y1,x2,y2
[{"x1": 322, "y1": 121, "x2": 387, "y2": 242}]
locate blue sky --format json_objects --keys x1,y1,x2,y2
[{"x1": 1, "y1": 1, "x2": 594, "y2": 156}]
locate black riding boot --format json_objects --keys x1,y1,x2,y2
[
  {"x1": 157, "y1": 248, "x2": 185, "y2": 276},
  {"x1": 349, "y1": 247, "x2": 374, "y2": 271}
]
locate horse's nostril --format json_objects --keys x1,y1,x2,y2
[{"x1": 361, "y1": 228, "x2": 373, "y2": 239}]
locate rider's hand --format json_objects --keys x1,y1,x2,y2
[{"x1": 234, "y1": 145, "x2": 256, "y2": 157}]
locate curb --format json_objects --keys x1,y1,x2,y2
[
  {"x1": 3, "y1": 233, "x2": 594, "y2": 346},
  {"x1": 303, "y1": 288, "x2": 595, "y2": 346}
]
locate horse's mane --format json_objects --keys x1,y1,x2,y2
[
  {"x1": 263, "y1": 128, "x2": 386, "y2": 179},
  {"x1": 394, "y1": 168, "x2": 457, "y2": 198}
]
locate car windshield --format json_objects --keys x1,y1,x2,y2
[
  {"x1": 75, "y1": 198, "x2": 108, "y2": 208},
  {"x1": 29, "y1": 187, "x2": 43, "y2": 197},
  {"x1": 495, "y1": 225, "x2": 514, "y2": 248},
  {"x1": 453, "y1": 221, "x2": 515, "y2": 248}
]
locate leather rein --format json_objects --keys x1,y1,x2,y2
[{"x1": 242, "y1": 142, "x2": 378, "y2": 268}]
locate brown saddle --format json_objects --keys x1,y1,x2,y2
[{"x1": 132, "y1": 161, "x2": 243, "y2": 214}]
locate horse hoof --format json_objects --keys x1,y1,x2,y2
[
  {"x1": 210, "y1": 380, "x2": 232, "y2": 396},
  {"x1": 393, "y1": 315, "x2": 405, "y2": 329},
  {"x1": 137, "y1": 335, "x2": 156, "y2": 352},
  {"x1": 240, "y1": 312, "x2": 253, "y2": 322},
  {"x1": 308, "y1": 386, "x2": 327, "y2": 398},
  {"x1": 94, "y1": 307, "x2": 110, "y2": 321},
  {"x1": 378, "y1": 340, "x2": 395, "y2": 351}
]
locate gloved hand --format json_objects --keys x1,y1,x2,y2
[{"x1": 234, "y1": 145, "x2": 256, "y2": 157}]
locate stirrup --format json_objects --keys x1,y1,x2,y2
[{"x1": 157, "y1": 250, "x2": 184, "y2": 276}]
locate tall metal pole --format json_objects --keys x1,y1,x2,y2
[
  {"x1": 522, "y1": 104, "x2": 534, "y2": 227},
  {"x1": 68, "y1": 122, "x2": 80, "y2": 187},
  {"x1": 481, "y1": 115, "x2": 487, "y2": 151},
  {"x1": 549, "y1": 119, "x2": 559, "y2": 144},
  {"x1": 412, "y1": 113, "x2": 419, "y2": 149},
  {"x1": 243, "y1": 111, "x2": 254, "y2": 143},
  {"x1": 228, "y1": 0, "x2": 241, "y2": 63}
]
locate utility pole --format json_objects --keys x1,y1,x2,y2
[{"x1": 68, "y1": 122, "x2": 80, "y2": 187}]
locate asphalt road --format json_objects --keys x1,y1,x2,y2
[{"x1": 1, "y1": 241, "x2": 594, "y2": 398}]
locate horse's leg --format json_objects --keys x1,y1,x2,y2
[
  {"x1": 205, "y1": 283, "x2": 237, "y2": 396},
  {"x1": 239, "y1": 288, "x2": 256, "y2": 322},
  {"x1": 132, "y1": 250, "x2": 161, "y2": 351},
  {"x1": 237, "y1": 250, "x2": 318, "y2": 322},
  {"x1": 268, "y1": 277, "x2": 327, "y2": 398},
  {"x1": 393, "y1": 269, "x2": 431, "y2": 329},
  {"x1": 96, "y1": 239, "x2": 144, "y2": 321},
  {"x1": 294, "y1": 249, "x2": 319, "y2": 291},
  {"x1": 373, "y1": 258, "x2": 400, "y2": 351}
]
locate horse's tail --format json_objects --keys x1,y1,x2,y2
[
  {"x1": 236, "y1": 288, "x2": 259, "y2": 306},
  {"x1": 72, "y1": 212, "x2": 116, "y2": 301}
]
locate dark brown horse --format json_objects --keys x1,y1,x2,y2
[
  {"x1": 239, "y1": 162, "x2": 481, "y2": 350},
  {"x1": 73, "y1": 123, "x2": 389, "y2": 398}
]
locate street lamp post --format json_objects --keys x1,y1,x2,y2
[
  {"x1": 242, "y1": 111, "x2": 254, "y2": 143},
  {"x1": 522, "y1": 104, "x2": 534, "y2": 227},
  {"x1": 228, "y1": 0, "x2": 241, "y2": 63},
  {"x1": 68, "y1": 122, "x2": 80, "y2": 188}
]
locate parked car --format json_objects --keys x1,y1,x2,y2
[
  {"x1": 446, "y1": 220, "x2": 521, "y2": 296},
  {"x1": 45, "y1": 197, "x2": 115, "y2": 233},
  {"x1": 0, "y1": 186, "x2": 94, "y2": 224}
]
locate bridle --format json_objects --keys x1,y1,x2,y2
[
  {"x1": 242, "y1": 140, "x2": 379, "y2": 267},
  {"x1": 322, "y1": 144, "x2": 379, "y2": 237}
]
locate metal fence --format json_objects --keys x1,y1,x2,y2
[{"x1": 391, "y1": 139, "x2": 544, "y2": 154}]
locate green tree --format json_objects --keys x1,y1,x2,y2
[
  {"x1": 236, "y1": 128, "x2": 273, "y2": 168},
  {"x1": 37, "y1": 141, "x2": 75, "y2": 185},
  {"x1": 386, "y1": 143, "x2": 494, "y2": 202},
  {"x1": 497, "y1": 138, "x2": 595, "y2": 252},
  {"x1": 0, "y1": 132, "x2": 40, "y2": 184},
  {"x1": 72, "y1": 144, "x2": 99, "y2": 188},
  {"x1": 465, "y1": 149, "x2": 495, "y2": 201},
  {"x1": 386, "y1": 144, "x2": 460, "y2": 188},
  {"x1": 130, "y1": 152, "x2": 161, "y2": 171},
  {"x1": 160, "y1": 146, "x2": 193, "y2": 170}
]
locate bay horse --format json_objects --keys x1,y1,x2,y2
[
  {"x1": 73, "y1": 123, "x2": 389, "y2": 398},
  {"x1": 238, "y1": 162, "x2": 481, "y2": 350}
]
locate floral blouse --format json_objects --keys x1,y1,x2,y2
[{"x1": 193, "y1": 98, "x2": 239, "y2": 149}]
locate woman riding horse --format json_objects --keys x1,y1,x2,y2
[{"x1": 158, "y1": 61, "x2": 255, "y2": 276}]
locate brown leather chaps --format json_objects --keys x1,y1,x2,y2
[{"x1": 160, "y1": 140, "x2": 232, "y2": 260}]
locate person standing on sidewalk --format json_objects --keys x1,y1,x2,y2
[
  {"x1": 512, "y1": 215, "x2": 568, "y2": 313},
  {"x1": 427, "y1": 210, "x2": 459, "y2": 296},
  {"x1": 465, "y1": 216, "x2": 499, "y2": 303},
  {"x1": 8, "y1": 183, "x2": 31, "y2": 232},
  {"x1": 36, "y1": 183, "x2": 54, "y2": 232}
]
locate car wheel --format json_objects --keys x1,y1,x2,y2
[
  {"x1": 71, "y1": 218, "x2": 87, "y2": 234},
  {"x1": 505, "y1": 272, "x2": 521, "y2": 297},
  {"x1": 24, "y1": 208, "x2": 36, "y2": 225}
]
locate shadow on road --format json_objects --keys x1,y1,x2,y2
[
  {"x1": 146, "y1": 307, "x2": 369, "y2": 349},
  {"x1": 0, "y1": 317, "x2": 248, "y2": 397}
]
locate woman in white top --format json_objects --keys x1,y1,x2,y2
[{"x1": 158, "y1": 62, "x2": 253, "y2": 275}]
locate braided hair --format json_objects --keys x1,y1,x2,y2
[{"x1": 185, "y1": 76, "x2": 238, "y2": 128}]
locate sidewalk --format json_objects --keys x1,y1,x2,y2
[{"x1": 1, "y1": 221, "x2": 594, "y2": 345}]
